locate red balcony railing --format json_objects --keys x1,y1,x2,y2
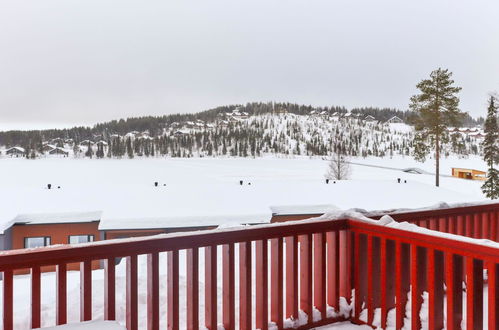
[{"x1": 0, "y1": 202, "x2": 498, "y2": 330}]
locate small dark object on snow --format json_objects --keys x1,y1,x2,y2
[
  {"x1": 404, "y1": 180, "x2": 407, "y2": 183},
  {"x1": 163, "y1": 184, "x2": 166, "y2": 186},
  {"x1": 239, "y1": 180, "x2": 243, "y2": 185},
  {"x1": 397, "y1": 178, "x2": 401, "y2": 183},
  {"x1": 154, "y1": 182, "x2": 158, "y2": 187},
  {"x1": 58, "y1": 186, "x2": 61, "y2": 189},
  {"x1": 333, "y1": 181, "x2": 336, "y2": 184},
  {"x1": 326, "y1": 179, "x2": 329, "y2": 184},
  {"x1": 47, "y1": 184, "x2": 51, "y2": 189},
  {"x1": 248, "y1": 182, "x2": 251, "y2": 185}
]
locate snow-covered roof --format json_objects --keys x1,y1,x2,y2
[
  {"x1": 5, "y1": 147, "x2": 25, "y2": 153},
  {"x1": 1, "y1": 211, "x2": 102, "y2": 234},
  {"x1": 270, "y1": 204, "x2": 339, "y2": 216},
  {"x1": 99, "y1": 213, "x2": 268, "y2": 230}
]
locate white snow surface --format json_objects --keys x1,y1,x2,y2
[
  {"x1": 270, "y1": 204, "x2": 339, "y2": 215},
  {"x1": 0, "y1": 156, "x2": 489, "y2": 233}
]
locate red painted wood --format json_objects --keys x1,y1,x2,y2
[
  {"x1": 429, "y1": 217, "x2": 438, "y2": 230},
  {"x1": 299, "y1": 234, "x2": 313, "y2": 322},
  {"x1": 256, "y1": 240, "x2": 269, "y2": 330},
  {"x1": 466, "y1": 257, "x2": 483, "y2": 330},
  {"x1": 3, "y1": 269, "x2": 13, "y2": 330},
  {"x1": 104, "y1": 257, "x2": 116, "y2": 321},
  {"x1": 482, "y1": 212, "x2": 489, "y2": 240},
  {"x1": 168, "y1": 250, "x2": 179, "y2": 330},
  {"x1": 427, "y1": 249, "x2": 444, "y2": 330},
  {"x1": 126, "y1": 255, "x2": 138, "y2": 330},
  {"x1": 448, "y1": 216, "x2": 456, "y2": 234},
  {"x1": 473, "y1": 213, "x2": 481, "y2": 238},
  {"x1": 270, "y1": 237, "x2": 283, "y2": 329},
  {"x1": 445, "y1": 253, "x2": 463, "y2": 330},
  {"x1": 285, "y1": 235, "x2": 298, "y2": 320},
  {"x1": 438, "y1": 217, "x2": 447, "y2": 232},
  {"x1": 147, "y1": 252, "x2": 160, "y2": 330},
  {"x1": 354, "y1": 233, "x2": 361, "y2": 321},
  {"x1": 222, "y1": 243, "x2": 235, "y2": 330},
  {"x1": 395, "y1": 241, "x2": 403, "y2": 329},
  {"x1": 239, "y1": 241, "x2": 252, "y2": 330},
  {"x1": 204, "y1": 246, "x2": 217, "y2": 330},
  {"x1": 326, "y1": 231, "x2": 340, "y2": 311},
  {"x1": 380, "y1": 238, "x2": 388, "y2": 329},
  {"x1": 31, "y1": 266, "x2": 41, "y2": 329},
  {"x1": 187, "y1": 248, "x2": 199, "y2": 330},
  {"x1": 487, "y1": 261, "x2": 498, "y2": 330},
  {"x1": 457, "y1": 215, "x2": 465, "y2": 236},
  {"x1": 313, "y1": 232, "x2": 326, "y2": 321},
  {"x1": 493, "y1": 211, "x2": 499, "y2": 242},
  {"x1": 466, "y1": 214, "x2": 473, "y2": 237},
  {"x1": 339, "y1": 230, "x2": 352, "y2": 305},
  {"x1": 410, "y1": 245, "x2": 424, "y2": 330},
  {"x1": 490, "y1": 211, "x2": 497, "y2": 242},
  {"x1": 57, "y1": 263, "x2": 67, "y2": 325},
  {"x1": 80, "y1": 260, "x2": 92, "y2": 322}
]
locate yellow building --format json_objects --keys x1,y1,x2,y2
[{"x1": 451, "y1": 168, "x2": 486, "y2": 180}]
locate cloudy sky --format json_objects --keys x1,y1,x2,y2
[{"x1": 1, "y1": 0, "x2": 498, "y2": 129}]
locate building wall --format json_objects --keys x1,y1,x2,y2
[{"x1": 11, "y1": 222, "x2": 100, "y2": 273}]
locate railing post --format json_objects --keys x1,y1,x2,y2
[
  {"x1": 487, "y1": 261, "x2": 498, "y2": 330},
  {"x1": 271, "y1": 237, "x2": 284, "y2": 329},
  {"x1": 326, "y1": 231, "x2": 340, "y2": 312},
  {"x1": 104, "y1": 257, "x2": 116, "y2": 321},
  {"x1": 410, "y1": 245, "x2": 425, "y2": 330},
  {"x1": 466, "y1": 258, "x2": 483, "y2": 330},
  {"x1": 57, "y1": 263, "x2": 67, "y2": 325},
  {"x1": 256, "y1": 240, "x2": 269, "y2": 330},
  {"x1": 31, "y1": 266, "x2": 41, "y2": 329},
  {"x1": 126, "y1": 255, "x2": 138, "y2": 330},
  {"x1": 223, "y1": 243, "x2": 235, "y2": 330},
  {"x1": 339, "y1": 230, "x2": 352, "y2": 305},
  {"x1": 395, "y1": 241, "x2": 410, "y2": 330},
  {"x1": 427, "y1": 249, "x2": 444, "y2": 330},
  {"x1": 3, "y1": 270, "x2": 13, "y2": 330},
  {"x1": 205, "y1": 246, "x2": 217, "y2": 330},
  {"x1": 313, "y1": 232, "x2": 326, "y2": 321},
  {"x1": 239, "y1": 241, "x2": 252, "y2": 330},
  {"x1": 187, "y1": 248, "x2": 199, "y2": 330},
  {"x1": 445, "y1": 253, "x2": 463, "y2": 330},
  {"x1": 168, "y1": 250, "x2": 180, "y2": 330},
  {"x1": 80, "y1": 260, "x2": 92, "y2": 322},
  {"x1": 285, "y1": 236, "x2": 298, "y2": 320},
  {"x1": 299, "y1": 233, "x2": 313, "y2": 323},
  {"x1": 147, "y1": 252, "x2": 160, "y2": 330}
]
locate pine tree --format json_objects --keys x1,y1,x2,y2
[
  {"x1": 409, "y1": 68, "x2": 463, "y2": 187},
  {"x1": 481, "y1": 96, "x2": 499, "y2": 199}
]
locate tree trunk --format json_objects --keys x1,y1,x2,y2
[{"x1": 435, "y1": 133, "x2": 440, "y2": 187}]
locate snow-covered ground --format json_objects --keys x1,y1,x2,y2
[{"x1": 0, "y1": 155, "x2": 488, "y2": 231}]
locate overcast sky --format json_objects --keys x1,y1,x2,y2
[{"x1": 1, "y1": 0, "x2": 498, "y2": 129}]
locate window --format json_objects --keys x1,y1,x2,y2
[
  {"x1": 68, "y1": 235, "x2": 94, "y2": 244},
  {"x1": 24, "y1": 237, "x2": 51, "y2": 249}
]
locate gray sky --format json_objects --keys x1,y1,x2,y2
[{"x1": 1, "y1": 0, "x2": 498, "y2": 129}]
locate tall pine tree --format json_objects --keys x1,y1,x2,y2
[
  {"x1": 481, "y1": 96, "x2": 499, "y2": 199},
  {"x1": 409, "y1": 68, "x2": 463, "y2": 187}
]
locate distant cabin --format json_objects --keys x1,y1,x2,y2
[
  {"x1": 96, "y1": 140, "x2": 108, "y2": 147},
  {"x1": 364, "y1": 115, "x2": 376, "y2": 122},
  {"x1": 452, "y1": 168, "x2": 486, "y2": 181},
  {"x1": 5, "y1": 147, "x2": 25, "y2": 157},
  {"x1": 386, "y1": 116, "x2": 404, "y2": 124},
  {"x1": 42, "y1": 144, "x2": 56, "y2": 152},
  {"x1": 48, "y1": 147, "x2": 69, "y2": 156}
]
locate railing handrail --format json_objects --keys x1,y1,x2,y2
[
  {"x1": 348, "y1": 219, "x2": 499, "y2": 261},
  {"x1": 365, "y1": 201, "x2": 499, "y2": 220},
  {"x1": 2, "y1": 209, "x2": 498, "y2": 270},
  {"x1": 0, "y1": 217, "x2": 349, "y2": 271}
]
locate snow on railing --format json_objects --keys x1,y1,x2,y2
[{"x1": 0, "y1": 202, "x2": 498, "y2": 330}]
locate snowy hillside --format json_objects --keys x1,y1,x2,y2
[{"x1": 0, "y1": 112, "x2": 484, "y2": 160}]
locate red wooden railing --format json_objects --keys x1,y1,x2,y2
[
  {"x1": 370, "y1": 202, "x2": 499, "y2": 241},
  {"x1": 0, "y1": 202, "x2": 498, "y2": 330}
]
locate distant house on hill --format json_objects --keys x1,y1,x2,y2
[
  {"x1": 79, "y1": 140, "x2": 94, "y2": 146},
  {"x1": 96, "y1": 140, "x2": 108, "y2": 147},
  {"x1": 48, "y1": 147, "x2": 69, "y2": 156},
  {"x1": 386, "y1": 116, "x2": 404, "y2": 124},
  {"x1": 364, "y1": 115, "x2": 376, "y2": 122},
  {"x1": 42, "y1": 144, "x2": 56, "y2": 152},
  {"x1": 5, "y1": 147, "x2": 25, "y2": 157}
]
